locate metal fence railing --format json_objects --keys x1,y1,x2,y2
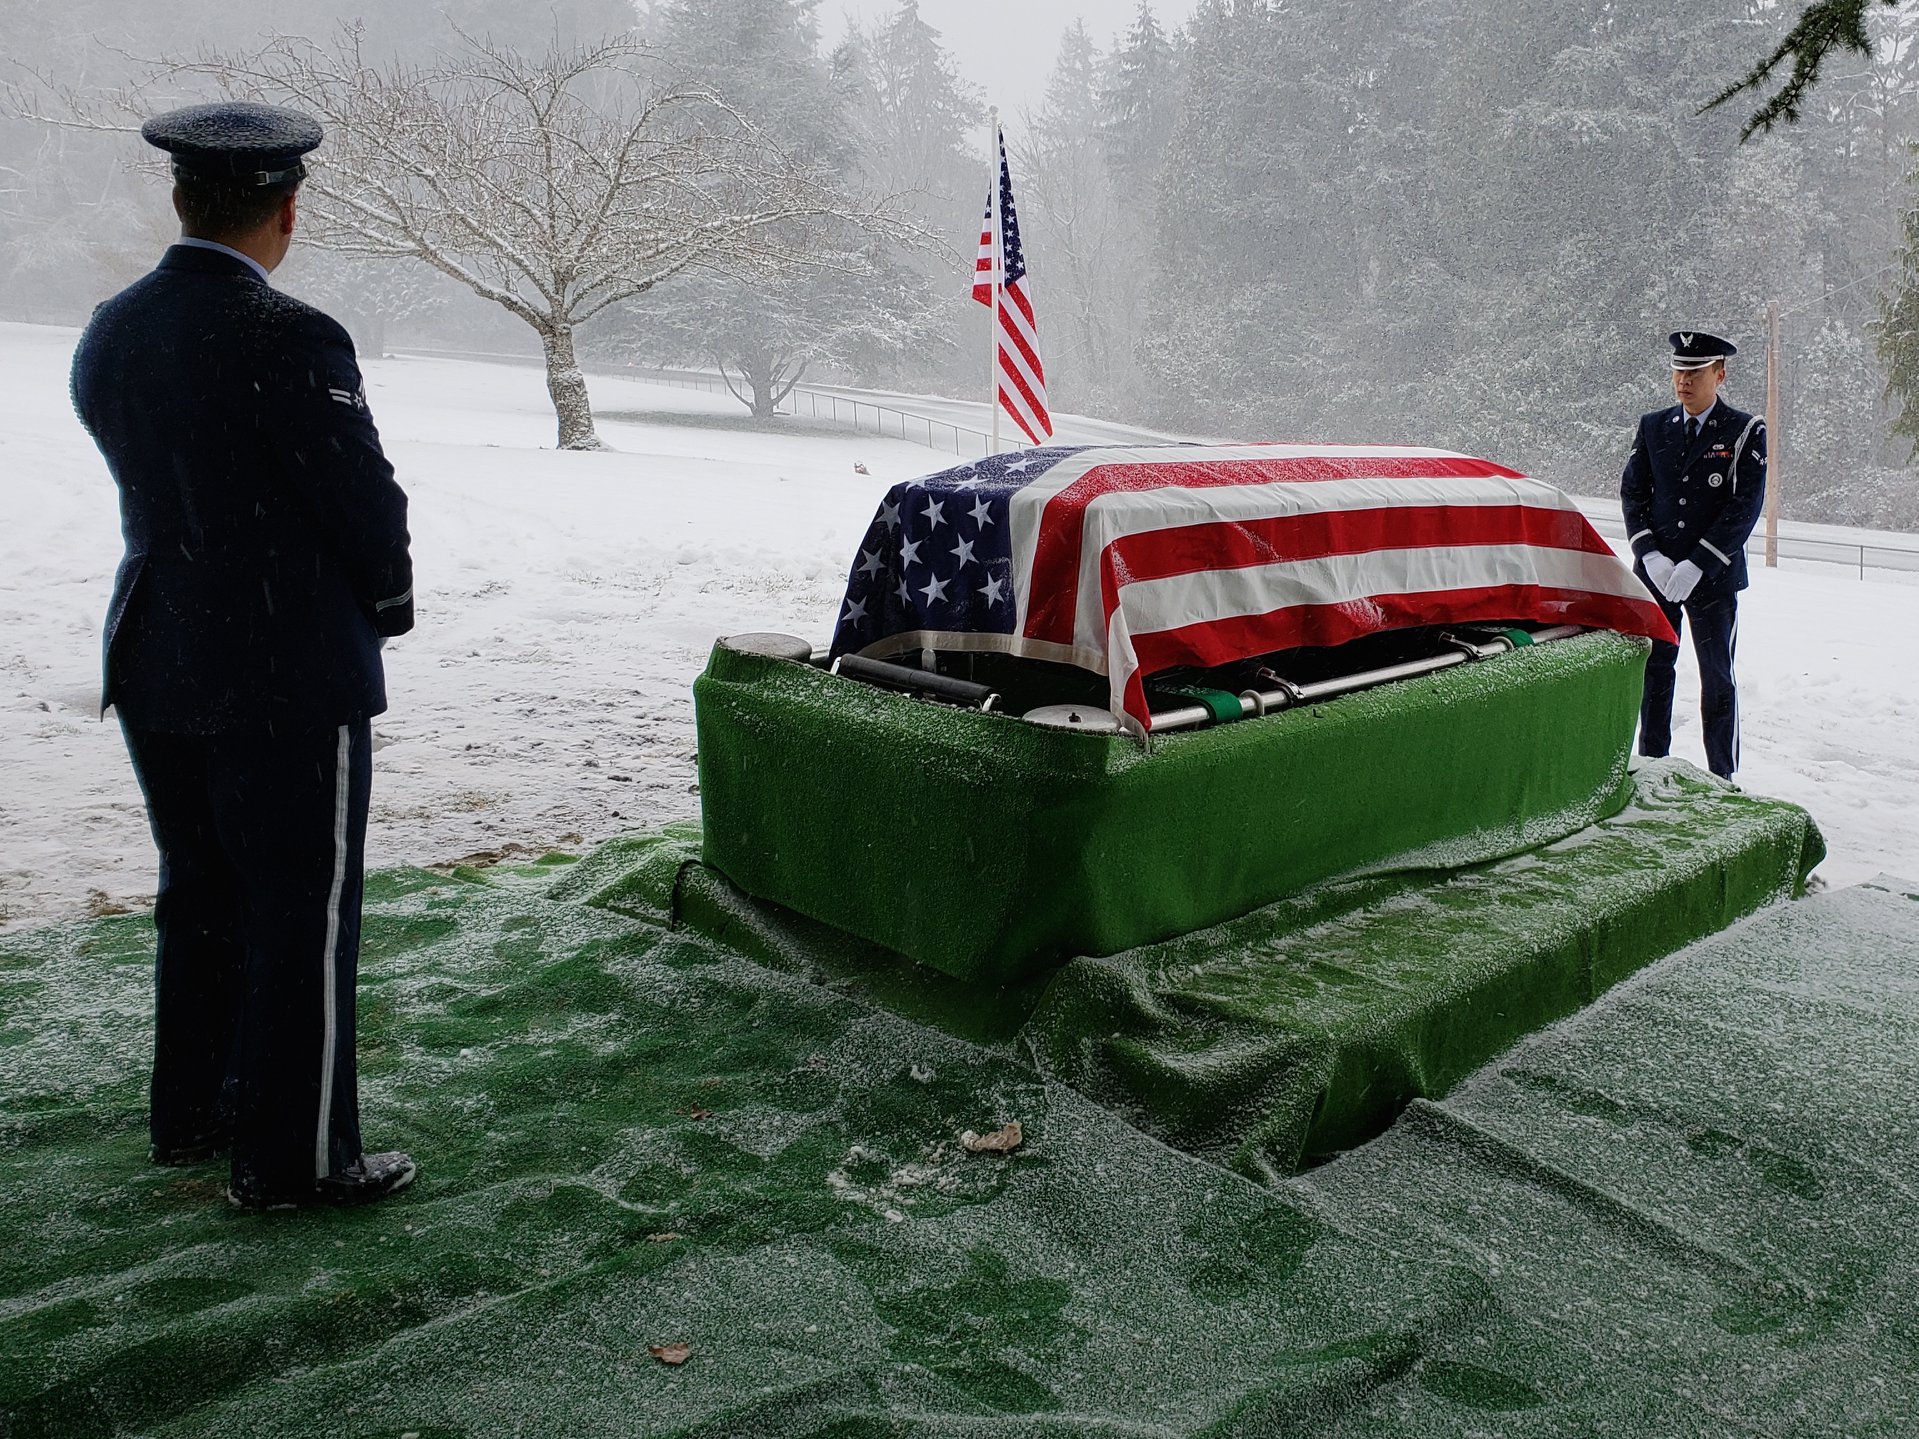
[
  {"x1": 1581, "y1": 511, "x2": 1919, "y2": 580},
  {"x1": 629, "y1": 366, "x2": 1031, "y2": 458}
]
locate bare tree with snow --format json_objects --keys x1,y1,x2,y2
[{"x1": 13, "y1": 29, "x2": 914, "y2": 449}]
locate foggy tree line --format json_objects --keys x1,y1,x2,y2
[
  {"x1": 594, "y1": 0, "x2": 984, "y2": 416},
  {"x1": 4, "y1": 1, "x2": 926, "y2": 449},
  {"x1": 6, "y1": 0, "x2": 1919, "y2": 522},
  {"x1": 1012, "y1": 0, "x2": 1919, "y2": 526}
]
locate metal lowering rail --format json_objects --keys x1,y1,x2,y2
[{"x1": 802, "y1": 625, "x2": 1587, "y2": 735}]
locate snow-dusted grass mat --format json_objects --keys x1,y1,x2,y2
[
  {"x1": 2, "y1": 850, "x2": 1914, "y2": 1435},
  {"x1": 1300, "y1": 875, "x2": 1919, "y2": 1434}
]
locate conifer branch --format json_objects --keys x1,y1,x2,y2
[{"x1": 1703, "y1": 0, "x2": 1896, "y2": 140}]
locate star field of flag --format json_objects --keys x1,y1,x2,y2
[{"x1": 831, "y1": 448, "x2": 1076, "y2": 652}]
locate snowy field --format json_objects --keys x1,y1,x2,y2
[{"x1": 3, "y1": 318, "x2": 1916, "y2": 928}]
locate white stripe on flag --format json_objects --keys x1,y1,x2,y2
[
  {"x1": 1117, "y1": 541, "x2": 1654, "y2": 638},
  {"x1": 1004, "y1": 447, "x2": 1565, "y2": 636},
  {"x1": 1063, "y1": 474, "x2": 1575, "y2": 647},
  {"x1": 999, "y1": 379, "x2": 1048, "y2": 443},
  {"x1": 1100, "y1": 543, "x2": 1654, "y2": 738}
]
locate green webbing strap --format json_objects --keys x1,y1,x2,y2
[
  {"x1": 1502, "y1": 629, "x2": 1535, "y2": 648},
  {"x1": 1151, "y1": 684, "x2": 1246, "y2": 724}
]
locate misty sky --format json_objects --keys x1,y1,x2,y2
[{"x1": 824, "y1": 0, "x2": 1197, "y2": 120}]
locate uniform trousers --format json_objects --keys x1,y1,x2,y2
[
  {"x1": 119, "y1": 716, "x2": 371, "y2": 1193},
  {"x1": 1636, "y1": 585, "x2": 1740, "y2": 779}
]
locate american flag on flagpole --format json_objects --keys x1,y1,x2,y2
[
  {"x1": 973, "y1": 123, "x2": 1053, "y2": 445},
  {"x1": 829, "y1": 443, "x2": 1676, "y2": 738}
]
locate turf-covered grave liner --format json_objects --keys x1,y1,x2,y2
[
  {"x1": 1025, "y1": 759, "x2": 1825, "y2": 1179},
  {"x1": 694, "y1": 629, "x2": 1650, "y2": 984},
  {"x1": 4, "y1": 847, "x2": 1915, "y2": 1433},
  {"x1": 585, "y1": 761, "x2": 1822, "y2": 1179}
]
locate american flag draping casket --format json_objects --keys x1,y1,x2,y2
[{"x1": 828, "y1": 443, "x2": 1677, "y2": 737}]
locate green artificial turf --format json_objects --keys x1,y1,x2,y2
[
  {"x1": 694, "y1": 629, "x2": 1649, "y2": 984},
  {"x1": 5, "y1": 823, "x2": 1905, "y2": 1438},
  {"x1": 0, "y1": 853, "x2": 1480, "y2": 1438}
]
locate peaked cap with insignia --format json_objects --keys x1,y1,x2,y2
[
  {"x1": 141, "y1": 102, "x2": 322, "y2": 186},
  {"x1": 1667, "y1": 329, "x2": 1737, "y2": 371}
]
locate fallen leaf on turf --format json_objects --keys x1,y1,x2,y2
[
  {"x1": 650, "y1": 1343, "x2": 691, "y2": 1365},
  {"x1": 960, "y1": 1120, "x2": 1023, "y2": 1154},
  {"x1": 85, "y1": 889, "x2": 136, "y2": 917},
  {"x1": 687, "y1": 1105, "x2": 714, "y2": 1120},
  {"x1": 647, "y1": 1232, "x2": 683, "y2": 1243}
]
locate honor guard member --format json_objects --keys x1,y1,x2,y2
[
  {"x1": 70, "y1": 102, "x2": 418, "y2": 1210},
  {"x1": 1619, "y1": 330, "x2": 1767, "y2": 780}
]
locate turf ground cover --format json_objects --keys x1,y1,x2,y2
[{"x1": 3, "y1": 824, "x2": 1907, "y2": 1436}]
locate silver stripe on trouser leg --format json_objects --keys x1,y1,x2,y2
[
  {"x1": 1729, "y1": 609, "x2": 1740, "y2": 774},
  {"x1": 316, "y1": 724, "x2": 351, "y2": 1179}
]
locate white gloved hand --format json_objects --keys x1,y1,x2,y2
[
  {"x1": 1640, "y1": 552, "x2": 1676, "y2": 595},
  {"x1": 1661, "y1": 559, "x2": 1704, "y2": 604}
]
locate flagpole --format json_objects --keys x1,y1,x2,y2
[{"x1": 987, "y1": 107, "x2": 1001, "y2": 455}]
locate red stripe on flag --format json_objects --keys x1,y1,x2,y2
[
  {"x1": 1105, "y1": 503, "x2": 1614, "y2": 599},
  {"x1": 1024, "y1": 454, "x2": 1529, "y2": 643},
  {"x1": 1118, "y1": 584, "x2": 1678, "y2": 730},
  {"x1": 997, "y1": 305, "x2": 1045, "y2": 382},
  {"x1": 997, "y1": 341, "x2": 1048, "y2": 423},
  {"x1": 1002, "y1": 280, "x2": 1037, "y2": 325},
  {"x1": 1000, "y1": 386, "x2": 1048, "y2": 444}
]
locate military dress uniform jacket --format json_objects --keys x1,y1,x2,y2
[
  {"x1": 1620, "y1": 401, "x2": 1767, "y2": 597},
  {"x1": 70, "y1": 244, "x2": 413, "y2": 734}
]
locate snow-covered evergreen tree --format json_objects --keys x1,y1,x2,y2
[
  {"x1": 1014, "y1": 22, "x2": 1126, "y2": 409},
  {"x1": 1879, "y1": 166, "x2": 1919, "y2": 457},
  {"x1": 831, "y1": 0, "x2": 983, "y2": 393},
  {"x1": 1099, "y1": 0, "x2": 1179, "y2": 197},
  {"x1": 617, "y1": 0, "x2": 900, "y2": 415}
]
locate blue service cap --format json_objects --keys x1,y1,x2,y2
[
  {"x1": 141, "y1": 101, "x2": 322, "y2": 186},
  {"x1": 1668, "y1": 330, "x2": 1737, "y2": 371}
]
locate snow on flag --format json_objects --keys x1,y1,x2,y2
[
  {"x1": 972, "y1": 124, "x2": 1053, "y2": 445},
  {"x1": 830, "y1": 443, "x2": 1677, "y2": 738}
]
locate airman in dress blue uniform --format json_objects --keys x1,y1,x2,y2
[
  {"x1": 70, "y1": 102, "x2": 417, "y2": 1209},
  {"x1": 1619, "y1": 331, "x2": 1767, "y2": 779}
]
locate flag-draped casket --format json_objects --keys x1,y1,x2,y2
[
  {"x1": 829, "y1": 443, "x2": 1673, "y2": 737},
  {"x1": 695, "y1": 441, "x2": 1671, "y2": 983}
]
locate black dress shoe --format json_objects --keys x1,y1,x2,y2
[
  {"x1": 225, "y1": 1181, "x2": 303, "y2": 1213},
  {"x1": 316, "y1": 1151, "x2": 417, "y2": 1206},
  {"x1": 227, "y1": 1152, "x2": 417, "y2": 1212},
  {"x1": 150, "y1": 1132, "x2": 229, "y2": 1167}
]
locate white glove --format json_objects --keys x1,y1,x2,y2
[
  {"x1": 1640, "y1": 552, "x2": 1675, "y2": 594},
  {"x1": 1661, "y1": 559, "x2": 1703, "y2": 604}
]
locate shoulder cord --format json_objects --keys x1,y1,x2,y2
[{"x1": 1730, "y1": 415, "x2": 1763, "y2": 495}]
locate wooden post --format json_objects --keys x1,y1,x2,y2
[
  {"x1": 987, "y1": 108, "x2": 1001, "y2": 455},
  {"x1": 1764, "y1": 300, "x2": 1781, "y2": 568}
]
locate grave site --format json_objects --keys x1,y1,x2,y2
[{"x1": 5, "y1": 329, "x2": 1919, "y2": 1436}]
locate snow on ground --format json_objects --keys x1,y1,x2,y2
[
  {"x1": 1, "y1": 322, "x2": 931, "y2": 926},
  {"x1": 3, "y1": 318, "x2": 1916, "y2": 928}
]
